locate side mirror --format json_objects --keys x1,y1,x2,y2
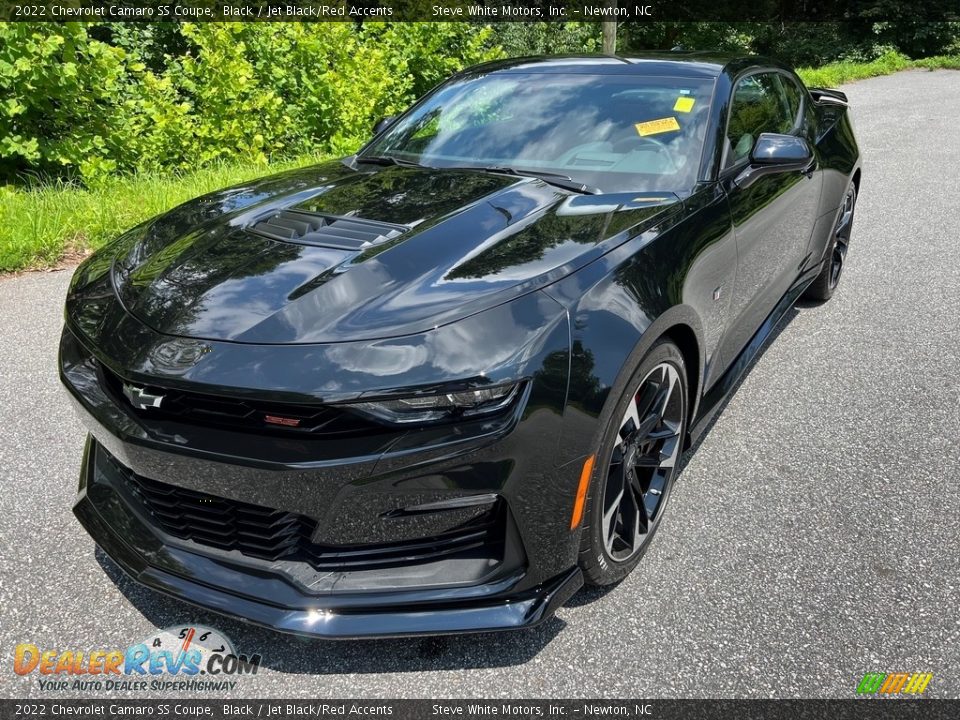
[
  {"x1": 372, "y1": 115, "x2": 397, "y2": 136},
  {"x1": 735, "y1": 133, "x2": 814, "y2": 188},
  {"x1": 751, "y1": 133, "x2": 813, "y2": 166}
]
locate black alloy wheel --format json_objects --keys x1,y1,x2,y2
[
  {"x1": 579, "y1": 340, "x2": 688, "y2": 585},
  {"x1": 829, "y1": 184, "x2": 856, "y2": 290},
  {"x1": 804, "y1": 180, "x2": 857, "y2": 301}
]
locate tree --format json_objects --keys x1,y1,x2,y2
[{"x1": 602, "y1": 1, "x2": 618, "y2": 54}]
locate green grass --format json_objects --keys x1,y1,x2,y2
[
  {"x1": 796, "y1": 50, "x2": 960, "y2": 87},
  {"x1": 0, "y1": 154, "x2": 329, "y2": 272},
  {"x1": 3, "y1": 51, "x2": 960, "y2": 273},
  {"x1": 912, "y1": 54, "x2": 960, "y2": 71}
]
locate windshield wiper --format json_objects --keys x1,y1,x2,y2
[
  {"x1": 355, "y1": 155, "x2": 425, "y2": 168},
  {"x1": 443, "y1": 165, "x2": 598, "y2": 195},
  {"x1": 494, "y1": 167, "x2": 600, "y2": 195}
]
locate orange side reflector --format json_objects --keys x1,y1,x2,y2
[{"x1": 570, "y1": 454, "x2": 596, "y2": 530}]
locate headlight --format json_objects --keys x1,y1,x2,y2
[{"x1": 346, "y1": 382, "x2": 522, "y2": 425}]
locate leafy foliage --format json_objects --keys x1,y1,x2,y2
[
  {"x1": 0, "y1": 24, "x2": 130, "y2": 182},
  {"x1": 491, "y1": 22, "x2": 601, "y2": 57},
  {"x1": 0, "y1": 22, "x2": 499, "y2": 185}
]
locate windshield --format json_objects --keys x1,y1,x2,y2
[{"x1": 361, "y1": 72, "x2": 714, "y2": 194}]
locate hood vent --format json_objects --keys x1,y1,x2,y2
[{"x1": 250, "y1": 209, "x2": 408, "y2": 250}]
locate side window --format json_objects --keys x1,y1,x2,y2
[{"x1": 724, "y1": 73, "x2": 795, "y2": 168}]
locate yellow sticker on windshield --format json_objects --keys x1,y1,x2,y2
[
  {"x1": 674, "y1": 97, "x2": 696, "y2": 113},
  {"x1": 635, "y1": 117, "x2": 680, "y2": 136}
]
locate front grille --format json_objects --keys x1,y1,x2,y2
[
  {"x1": 98, "y1": 364, "x2": 381, "y2": 437},
  {"x1": 119, "y1": 468, "x2": 504, "y2": 572},
  {"x1": 250, "y1": 209, "x2": 408, "y2": 250}
]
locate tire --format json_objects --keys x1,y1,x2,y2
[
  {"x1": 803, "y1": 180, "x2": 857, "y2": 302},
  {"x1": 578, "y1": 339, "x2": 689, "y2": 586}
]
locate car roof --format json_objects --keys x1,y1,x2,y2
[{"x1": 462, "y1": 53, "x2": 780, "y2": 80}]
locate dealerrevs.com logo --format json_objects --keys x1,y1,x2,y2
[
  {"x1": 856, "y1": 672, "x2": 933, "y2": 696},
  {"x1": 14, "y1": 625, "x2": 261, "y2": 693}
]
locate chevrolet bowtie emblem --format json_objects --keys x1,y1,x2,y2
[{"x1": 122, "y1": 383, "x2": 165, "y2": 410}]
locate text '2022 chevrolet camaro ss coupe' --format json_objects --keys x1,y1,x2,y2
[{"x1": 60, "y1": 54, "x2": 861, "y2": 638}]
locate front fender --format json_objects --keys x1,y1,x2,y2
[{"x1": 544, "y1": 185, "x2": 734, "y2": 467}]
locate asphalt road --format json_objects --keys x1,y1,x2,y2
[{"x1": 2, "y1": 70, "x2": 959, "y2": 700}]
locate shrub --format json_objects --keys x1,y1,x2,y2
[
  {"x1": 0, "y1": 21, "x2": 503, "y2": 185},
  {"x1": 0, "y1": 24, "x2": 131, "y2": 182}
]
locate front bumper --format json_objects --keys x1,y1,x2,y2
[
  {"x1": 75, "y1": 437, "x2": 582, "y2": 638},
  {"x1": 61, "y1": 320, "x2": 587, "y2": 638}
]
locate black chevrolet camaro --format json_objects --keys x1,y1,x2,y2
[{"x1": 60, "y1": 54, "x2": 861, "y2": 638}]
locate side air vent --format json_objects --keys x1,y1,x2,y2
[{"x1": 250, "y1": 209, "x2": 407, "y2": 250}]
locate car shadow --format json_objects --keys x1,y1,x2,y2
[{"x1": 95, "y1": 547, "x2": 565, "y2": 674}]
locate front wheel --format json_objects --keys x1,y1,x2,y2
[
  {"x1": 578, "y1": 340, "x2": 688, "y2": 586},
  {"x1": 804, "y1": 180, "x2": 857, "y2": 302}
]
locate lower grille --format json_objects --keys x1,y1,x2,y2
[
  {"x1": 116, "y1": 464, "x2": 504, "y2": 572},
  {"x1": 126, "y1": 472, "x2": 313, "y2": 561}
]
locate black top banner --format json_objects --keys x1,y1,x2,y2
[{"x1": 2, "y1": 0, "x2": 959, "y2": 23}]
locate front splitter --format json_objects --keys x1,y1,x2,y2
[{"x1": 74, "y1": 487, "x2": 583, "y2": 639}]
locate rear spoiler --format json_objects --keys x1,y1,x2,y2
[{"x1": 809, "y1": 87, "x2": 849, "y2": 105}]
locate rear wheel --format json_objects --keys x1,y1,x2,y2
[
  {"x1": 804, "y1": 180, "x2": 857, "y2": 302},
  {"x1": 578, "y1": 340, "x2": 688, "y2": 586}
]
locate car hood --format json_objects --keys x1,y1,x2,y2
[{"x1": 111, "y1": 161, "x2": 682, "y2": 344}]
